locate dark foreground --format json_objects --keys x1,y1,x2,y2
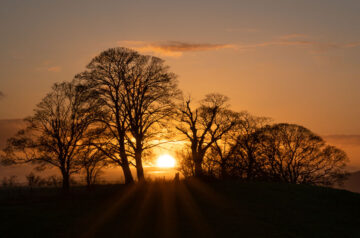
[{"x1": 1, "y1": 180, "x2": 360, "y2": 238}]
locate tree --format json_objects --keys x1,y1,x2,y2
[
  {"x1": 205, "y1": 112, "x2": 269, "y2": 179},
  {"x1": 3, "y1": 80, "x2": 99, "y2": 190},
  {"x1": 177, "y1": 148, "x2": 195, "y2": 178},
  {"x1": 206, "y1": 125, "x2": 241, "y2": 179},
  {"x1": 229, "y1": 113, "x2": 270, "y2": 180},
  {"x1": 256, "y1": 123, "x2": 349, "y2": 186},
  {"x1": 26, "y1": 172, "x2": 48, "y2": 189},
  {"x1": 176, "y1": 94, "x2": 238, "y2": 177},
  {"x1": 122, "y1": 52, "x2": 180, "y2": 181},
  {"x1": 77, "y1": 47, "x2": 180, "y2": 181},
  {"x1": 78, "y1": 143, "x2": 107, "y2": 188}
]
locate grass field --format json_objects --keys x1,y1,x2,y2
[{"x1": 1, "y1": 180, "x2": 360, "y2": 238}]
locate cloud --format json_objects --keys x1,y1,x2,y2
[
  {"x1": 35, "y1": 65, "x2": 62, "y2": 73},
  {"x1": 238, "y1": 36, "x2": 360, "y2": 53},
  {"x1": 47, "y1": 66, "x2": 62, "y2": 72},
  {"x1": 118, "y1": 36, "x2": 360, "y2": 57},
  {"x1": 118, "y1": 40, "x2": 235, "y2": 57},
  {"x1": 344, "y1": 42, "x2": 360, "y2": 48},
  {"x1": 0, "y1": 91, "x2": 4, "y2": 100},
  {"x1": 227, "y1": 33, "x2": 360, "y2": 52}
]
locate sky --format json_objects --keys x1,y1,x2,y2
[{"x1": 1, "y1": 0, "x2": 360, "y2": 136}]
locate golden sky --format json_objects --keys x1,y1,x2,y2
[{"x1": 0, "y1": 0, "x2": 360, "y2": 135}]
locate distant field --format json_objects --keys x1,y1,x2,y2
[{"x1": 1, "y1": 180, "x2": 360, "y2": 238}]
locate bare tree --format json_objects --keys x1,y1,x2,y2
[
  {"x1": 176, "y1": 94, "x2": 238, "y2": 177},
  {"x1": 3, "y1": 80, "x2": 99, "y2": 190},
  {"x1": 257, "y1": 123, "x2": 349, "y2": 186},
  {"x1": 123, "y1": 53, "x2": 180, "y2": 181},
  {"x1": 176, "y1": 148, "x2": 195, "y2": 178},
  {"x1": 1, "y1": 176, "x2": 18, "y2": 188},
  {"x1": 26, "y1": 172, "x2": 47, "y2": 190},
  {"x1": 78, "y1": 143, "x2": 107, "y2": 188},
  {"x1": 230, "y1": 113, "x2": 270, "y2": 180},
  {"x1": 204, "y1": 112, "x2": 269, "y2": 179},
  {"x1": 77, "y1": 47, "x2": 180, "y2": 181},
  {"x1": 207, "y1": 127, "x2": 240, "y2": 179},
  {"x1": 76, "y1": 48, "x2": 136, "y2": 183}
]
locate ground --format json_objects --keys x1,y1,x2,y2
[{"x1": 0, "y1": 180, "x2": 360, "y2": 238}]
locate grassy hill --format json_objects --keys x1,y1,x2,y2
[
  {"x1": 0, "y1": 180, "x2": 359, "y2": 238},
  {"x1": 343, "y1": 171, "x2": 360, "y2": 193}
]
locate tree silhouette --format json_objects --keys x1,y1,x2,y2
[
  {"x1": 176, "y1": 94, "x2": 238, "y2": 177},
  {"x1": 256, "y1": 123, "x2": 349, "y2": 185},
  {"x1": 177, "y1": 148, "x2": 195, "y2": 177},
  {"x1": 78, "y1": 143, "x2": 107, "y2": 188},
  {"x1": 229, "y1": 113, "x2": 270, "y2": 180},
  {"x1": 77, "y1": 47, "x2": 180, "y2": 181},
  {"x1": 3, "y1": 80, "x2": 99, "y2": 190},
  {"x1": 206, "y1": 115, "x2": 242, "y2": 179},
  {"x1": 202, "y1": 112, "x2": 268, "y2": 179},
  {"x1": 0, "y1": 47, "x2": 350, "y2": 189}
]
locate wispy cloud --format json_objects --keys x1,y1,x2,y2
[
  {"x1": 344, "y1": 42, "x2": 360, "y2": 48},
  {"x1": 35, "y1": 62, "x2": 62, "y2": 73},
  {"x1": 118, "y1": 36, "x2": 360, "y2": 58},
  {"x1": 238, "y1": 34, "x2": 360, "y2": 53},
  {"x1": 47, "y1": 66, "x2": 62, "y2": 72},
  {"x1": 118, "y1": 40, "x2": 235, "y2": 57}
]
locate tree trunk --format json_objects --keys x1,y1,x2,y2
[
  {"x1": 220, "y1": 160, "x2": 228, "y2": 179},
  {"x1": 247, "y1": 154, "x2": 254, "y2": 181},
  {"x1": 121, "y1": 163, "x2": 134, "y2": 184},
  {"x1": 192, "y1": 149, "x2": 204, "y2": 178},
  {"x1": 194, "y1": 160, "x2": 203, "y2": 178},
  {"x1": 135, "y1": 150, "x2": 145, "y2": 181},
  {"x1": 119, "y1": 139, "x2": 134, "y2": 184},
  {"x1": 86, "y1": 170, "x2": 92, "y2": 189},
  {"x1": 193, "y1": 153, "x2": 204, "y2": 178},
  {"x1": 61, "y1": 170, "x2": 70, "y2": 191},
  {"x1": 134, "y1": 138, "x2": 145, "y2": 181}
]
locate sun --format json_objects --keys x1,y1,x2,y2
[{"x1": 156, "y1": 154, "x2": 176, "y2": 168}]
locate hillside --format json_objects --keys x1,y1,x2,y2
[
  {"x1": 0, "y1": 181, "x2": 359, "y2": 237},
  {"x1": 343, "y1": 171, "x2": 360, "y2": 193}
]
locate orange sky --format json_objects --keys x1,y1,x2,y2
[{"x1": 0, "y1": 0, "x2": 360, "y2": 136}]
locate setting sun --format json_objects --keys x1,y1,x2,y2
[{"x1": 156, "y1": 154, "x2": 176, "y2": 168}]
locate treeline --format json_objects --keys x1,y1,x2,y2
[{"x1": 0, "y1": 47, "x2": 349, "y2": 190}]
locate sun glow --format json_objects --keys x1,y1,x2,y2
[{"x1": 156, "y1": 154, "x2": 176, "y2": 168}]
